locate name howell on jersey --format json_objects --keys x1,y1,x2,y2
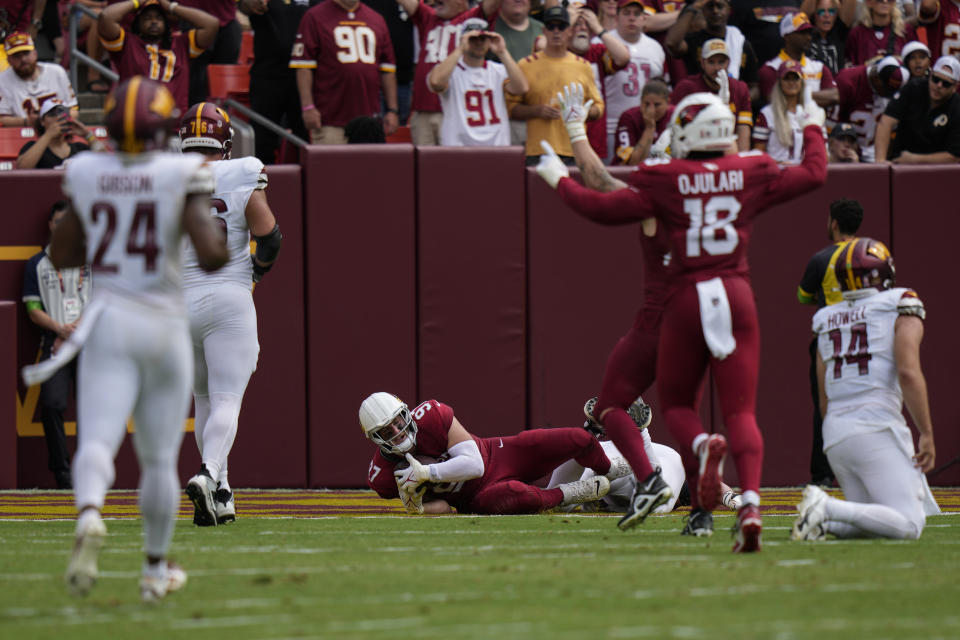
[
  {"x1": 677, "y1": 169, "x2": 745, "y2": 195},
  {"x1": 824, "y1": 305, "x2": 867, "y2": 330}
]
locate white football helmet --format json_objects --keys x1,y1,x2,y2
[
  {"x1": 359, "y1": 392, "x2": 418, "y2": 456},
  {"x1": 669, "y1": 92, "x2": 735, "y2": 159}
]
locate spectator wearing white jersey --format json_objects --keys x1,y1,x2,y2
[
  {"x1": 0, "y1": 31, "x2": 77, "y2": 128},
  {"x1": 757, "y1": 12, "x2": 836, "y2": 105},
  {"x1": 429, "y1": 20, "x2": 528, "y2": 146},
  {"x1": 603, "y1": 0, "x2": 666, "y2": 163}
]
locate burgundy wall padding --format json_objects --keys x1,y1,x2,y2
[
  {"x1": 749, "y1": 164, "x2": 892, "y2": 485},
  {"x1": 417, "y1": 147, "x2": 526, "y2": 436},
  {"x1": 891, "y1": 167, "x2": 959, "y2": 486},
  {"x1": 303, "y1": 146, "x2": 417, "y2": 487},
  {"x1": 0, "y1": 302, "x2": 16, "y2": 488}
]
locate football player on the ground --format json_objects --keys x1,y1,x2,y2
[
  {"x1": 22, "y1": 76, "x2": 228, "y2": 601},
  {"x1": 178, "y1": 102, "x2": 282, "y2": 527},
  {"x1": 537, "y1": 82, "x2": 827, "y2": 552},
  {"x1": 792, "y1": 239, "x2": 940, "y2": 541},
  {"x1": 359, "y1": 392, "x2": 634, "y2": 515}
]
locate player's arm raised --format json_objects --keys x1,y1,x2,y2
[
  {"x1": 427, "y1": 33, "x2": 468, "y2": 94},
  {"x1": 158, "y1": 0, "x2": 219, "y2": 50},
  {"x1": 97, "y1": 0, "x2": 135, "y2": 42}
]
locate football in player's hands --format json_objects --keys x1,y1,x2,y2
[{"x1": 394, "y1": 454, "x2": 437, "y2": 493}]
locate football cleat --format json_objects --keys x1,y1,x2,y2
[
  {"x1": 732, "y1": 504, "x2": 763, "y2": 552},
  {"x1": 65, "y1": 513, "x2": 107, "y2": 597},
  {"x1": 140, "y1": 561, "x2": 187, "y2": 603},
  {"x1": 791, "y1": 484, "x2": 829, "y2": 541},
  {"x1": 605, "y1": 456, "x2": 633, "y2": 481},
  {"x1": 697, "y1": 434, "x2": 727, "y2": 512},
  {"x1": 215, "y1": 486, "x2": 236, "y2": 524},
  {"x1": 681, "y1": 508, "x2": 714, "y2": 537},
  {"x1": 186, "y1": 465, "x2": 219, "y2": 527},
  {"x1": 582, "y1": 395, "x2": 652, "y2": 438},
  {"x1": 618, "y1": 469, "x2": 672, "y2": 531},
  {"x1": 582, "y1": 397, "x2": 604, "y2": 438},
  {"x1": 559, "y1": 475, "x2": 611, "y2": 507}
]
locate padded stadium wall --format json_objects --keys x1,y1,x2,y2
[{"x1": 1, "y1": 155, "x2": 956, "y2": 489}]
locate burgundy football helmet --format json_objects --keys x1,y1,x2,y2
[
  {"x1": 179, "y1": 102, "x2": 233, "y2": 158},
  {"x1": 835, "y1": 238, "x2": 896, "y2": 292},
  {"x1": 103, "y1": 76, "x2": 179, "y2": 153}
]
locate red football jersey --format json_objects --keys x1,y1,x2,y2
[
  {"x1": 832, "y1": 65, "x2": 885, "y2": 160},
  {"x1": 179, "y1": 0, "x2": 237, "y2": 27},
  {"x1": 367, "y1": 400, "x2": 489, "y2": 509},
  {"x1": 612, "y1": 103, "x2": 673, "y2": 165},
  {"x1": 844, "y1": 23, "x2": 917, "y2": 67},
  {"x1": 101, "y1": 29, "x2": 201, "y2": 113},
  {"x1": 410, "y1": 3, "x2": 486, "y2": 113},
  {"x1": 290, "y1": 1, "x2": 396, "y2": 127},
  {"x1": 670, "y1": 74, "x2": 753, "y2": 128},
  {"x1": 921, "y1": 0, "x2": 960, "y2": 58},
  {"x1": 581, "y1": 43, "x2": 624, "y2": 162},
  {"x1": 557, "y1": 129, "x2": 827, "y2": 283}
]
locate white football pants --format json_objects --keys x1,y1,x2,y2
[
  {"x1": 187, "y1": 284, "x2": 259, "y2": 485},
  {"x1": 73, "y1": 301, "x2": 192, "y2": 557},
  {"x1": 823, "y1": 429, "x2": 929, "y2": 539}
]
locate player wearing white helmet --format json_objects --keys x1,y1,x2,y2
[
  {"x1": 537, "y1": 83, "x2": 827, "y2": 552},
  {"x1": 179, "y1": 102, "x2": 283, "y2": 527},
  {"x1": 794, "y1": 239, "x2": 940, "y2": 541}
]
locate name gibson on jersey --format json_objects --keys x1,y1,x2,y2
[
  {"x1": 677, "y1": 169, "x2": 744, "y2": 195},
  {"x1": 826, "y1": 306, "x2": 866, "y2": 330},
  {"x1": 98, "y1": 174, "x2": 153, "y2": 194}
]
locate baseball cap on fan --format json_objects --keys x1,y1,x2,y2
[
  {"x1": 828, "y1": 123, "x2": 858, "y2": 142},
  {"x1": 39, "y1": 98, "x2": 69, "y2": 119},
  {"x1": 461, "y1": 17, "x2": 489, "y2": 36},
  {"x1": 3, "y1": 32, "x2": 35, "y2": 55},
  {"x1": 779, "y1": 12, "x2": 813, "y2": 37},
  {"x1": 778, "y1": 59, "x2": 804, "y2": 78},
  {"x1": 701, "y1": 38, "x2": 729, "y2": 60},
  {"x1": 900, "y1": 41, "x2": 931, "y2": 62},
  {"x1": 543, "y1": 5, "x2": 571, "y2": 25},
  {"x1": 932, "y1": 56, "x2": 960, "y2": 84}
]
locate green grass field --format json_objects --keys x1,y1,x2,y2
[{"x1": 1, "y1": 508, "x2": 959, "y2": 640}]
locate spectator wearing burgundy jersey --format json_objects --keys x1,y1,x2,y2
[
  {"x1": 291, "y1": 0, "x2": 399, "y2": 144},
  {"x1": 397, "y1": 0, "x2": 502, "y2": 146},
  {"x1": 757, "y1": 12, "x2": 835, "y2": 105},
  {"x1": 179, "y1": 0, "x2": 242, "y2": 105},
  {"x1": 566, "y1": 5, "x2": 628, "y2": 161},
  {"x1": 0, "y1": 0, "x2": 34, "y2": 37},
  {"x1": 812, "y1": 55, "x2": 906, "y2": 161},
  {"x1": 875, "y1": 56, "x2": 960, "y2": 163},
  {"x1": 917, "y1": 0, "x2": 959, "y2": 62},
  {"x1": 240, "y1": 0, "x2": 317, "y2": 164},
  {"x1": 664, "y1": 0, "x2": 758, "y2": 89},
  {"x1": 845, "y1": 0, "x2": 916, "y2": 67},
  {"x1": 901, "y1": 41, "x2": 931, "y2": 80},
  {"x1": 807, "y1": 0, "x2": 854, "y2": 75},
  {"x1": 670, "y1": 38, "x2": 751, "y2": 149},
  {"x1": 611, "y1": 76, "x2": 670, "y2": 164},
  {"x1": 98, "y1": 0, "x2": 219, "y2": 113}
]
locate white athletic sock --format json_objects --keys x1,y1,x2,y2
[
  {"x1": 138, "y1": 459, "x2": 179, "y2": 557},
  {"x1": 193, "y1": 394, "x2": 211, "y2": 455},
  {"x1": 200, "y1": 393, "x2": 241, "y2": 487},
  {"x1": 825, "y1": 497, "x2": 920, "y2": 539},
  {"x1": 742, "y1": 490, "x2": 760, "y2": 507},
  {"x1": 692, "y1": 433, "x2": 708, "y2": 458},
  {"x1": 73, "y1": 442, "x2": 115, "y2": 513}
]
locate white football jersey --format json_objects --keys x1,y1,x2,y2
[
  {"x1": 762, "y1": 55, "x2": 829, "y2": 106},
  {"x1": 183, "y1": 156, "x2": 267, "y2": 288},
  {"x1": 812, "y1": 287, "x2": 926, "y2": 450},
  {"x1": 63, "y1": 151, "x2": 213, "y2": 310},
  {"x1": 439, "y1": 60, "x2": 510, "y2": 147},
  {"x1": 0, "y1": 63, "x2": 78, "y2": 118},
  {"x1": 603, "y1": 32, "x2": 666, "y2": 135}
]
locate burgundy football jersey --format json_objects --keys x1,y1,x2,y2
[
  {"x1": 669, "y1": 74, "x2": 753, "y2": 128},
  {"x1": 923, "y1": 0, "x2": 960, "y2": 59},
  {"x1": 410, "y1": 3, "x2": 486, "y2": 113},
  {"x1": 290, "y1": 1, "x2": 396, "y2": 127},
  {"x1": 178, "y1": 0, "x2": 237, "y2": 27},
  {"x1": 612, "y1": 103, "x2": 673, "y2": 165},
  {"x1": 581, "y1": 43, "x2": 623, "y2": 162},
  {"x1": 367, "y1": 400, "x2": 489, "y2": 509},
  {"x1": 832, "y1": 65, "x2": 886, "y2": 161},
  {"x1": 101, "y1": 29, "x2": 200, "y2": 113},
  {"x1": 844, "y1": 23, "x2": 917, "y2": 67}
]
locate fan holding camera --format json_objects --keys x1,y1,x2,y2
[
  {"x1": 427, "y1": 18, "x2": 529, "y2": 147},
  {"x1": 16, "y1": 99, "x2": 102, "y2": 170}
]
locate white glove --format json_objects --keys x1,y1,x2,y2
[
  {"x1": 394, "y1": 452, "x2": 432, "y2": 495},
  {"x1": 649, "y1": 127, "x2": 672, "y2": 159},
  {"x1": 798, "y1": 101, "x2": 826, "y2": 129},
  {"x1": 399, "y1": 483, "x2": 427, "y2": 515},
  {"x1": 556, "y1": 82, "x2": 594, "y2": 143},
  {"x1": 536, "y1": 140, "x2": 569, "y2": 189},
  {"x1": 716, "y1": 70, "x2": 729, "y2": 106}
]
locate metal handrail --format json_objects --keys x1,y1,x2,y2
[
  {"x1": 68, "y1": 3, "x2": 118, "y2": 92},
  {"x1": 224, "y1": 98, "x2": 308, "y2": 149}
]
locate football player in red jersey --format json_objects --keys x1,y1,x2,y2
[
  {"x1": 359, "y1": 392, "x2": 634, "y2": 515},
  {"x1": 98, "y1": 0, "x2": 219, "y2": 113},
  {"x1": 536, "y1": 83, "x2": 828, "y2": 552}
]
